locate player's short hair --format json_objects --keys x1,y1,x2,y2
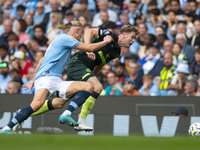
[
  {"x1": 120, "y1": 25, "x2": 139, "y2": 37},
  {"x1": 57, "y1": 21, "x2": 82, "y2": 30}
]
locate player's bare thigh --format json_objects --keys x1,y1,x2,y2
[{"x1": 65, "y1": 81, "x2": 94, "y2": 97}]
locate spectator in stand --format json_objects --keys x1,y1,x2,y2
[
  {"x1": 78, "y1": 16, "x2": 89, "y2": 27},
  {"x1": 47, "y1": 12, "x2": 63, "y2": 43},
  {"x1": 27, "y1": 39, "x2": 41, "y2": 61},
  {"x1": 0, "y1": 19, "x2": 14, "y2": 48},
  {"x1": 13, "y1": 51, "x2": 33, "y2": 78},
  {"x1": 15, "y1": 19, "x2": 31, "y2": 44},
  {"x1": 76, "y1": 0, "x2": 94, "y2": 24},
  {"x1": 72, "y1": 5, "x2": 81, "y2": 19},
  {"x1": 22, "y1": 66, "x2": 36, "y2": 94},
  {"x1": 0, "y1": 44, "x2": 9, "y2": 63},
  {"x1": 92, "y1": 0, "x2": 118, "y2": 27},
  {"x1": 128, "y1": 0, "x2": 139, "y2": 25},
  {"x1": 162, "y1": 39, "x2": 173, "y2": 55},
  {"x1": 105, "y1": 71, "x2": 124, "y2": 96},
  {"x1": 190, "y1": 48, "x2": 200, "y2": 77},
  {"x1": 63, "y1": 9, "x2": 75, "y2": 24},
  {"x1": 97, "y1": 63, "x2": 112, "y2": 90},
  {"x1": 187, "y1": 19, "x2": 200, "y2": 49},
  {"x1": 33, "y1": 24, "x2": 49, "y2": 49},
  {"x1": 137, "y1": 33, "x2": 156, "y2": 59},
  {"x1": 107, "y1": 0, "x2": 123, "y2": 15},
  {"x1": 141, "y1": 45, "x2": 163, "y2": 77},
  {"x1": 8, "y1": 33, "x2": 19, "y2": 56},
  {"x1": 115, "y1": 77, "x2": 141, "y2": 96},
  {"x1": 33, "y1": 1, "x2": 45, "y2": 25},
  {"x1": 175, "y1": 33, "x2": 195, "y2": 64},
  {"x1": 139, "y1": 73, "x2": 160, "y2": 96},
  {"x1": 184, "y1": 11, "x2": 195, "y2": 38},
  {"x1": 168, "y1": 63, "x2": 190, "y2": 96},
  {"x1": 9, "y1": 68, "x2": 20, "y2": 81},
  {"x1": 12, "y1": 5, "x2": 26, "y2": 33},
  {"x1": 25, "y1": 13, "x2": 34, "y2": 38},
  {"x1": 130, "y1": 22, "x2": 148, "y2": 55},
  {"x1": 161, "y1": 0, "x2": 171, "y2": 15},
  {"x1": 159, "y1": 52, "x2": 176, "y2": 96},
  {"x1": 99, "y1": 10, "x2": 115, "y2": 30},
  {"x1": 0, "y1": 62, "x2": 11, "y2": 93},
  {"x1": 184, "y1": 79, "x2": 199, "y2": 96},
  {"x1": 146, "y1": 8, "x2": 164, "y2": 35},
  {"x1": 42, "y1": 0, "x2": 62, "y2": 32},
  {"x1": 114, "y1": 62, "x2": 127, "y2": 85},
  {"x1": 18, "y1": 44, "x2": 34, "y2": 62},
  {"x1": 119, "y1": 12, "x2": 129, "y2": 26},
  {"x1": 6, "y1": 81, "x2": 21, "y2": 94},
  {"x1": 166, "y1": 10, "x2": 178, "y2": 41},
  {"x1": 34, "y1": 51, "x2": 45, "y2": 67},
  {"x1": 172, "y1": 43, "x2": 188, "y2": 66},
  {"x1": 170, "y1": 0, "x2": 185, "y2": 20},
  {"x1": 128, "y1": 60, "x2": 143, "y2": 90}
]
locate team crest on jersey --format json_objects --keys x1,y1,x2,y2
[
  {"x1": 86, "y1": 68, "x2": 91, "y2": 72},
  {"x1": 70, "y1": 37, "x2": 75, "y2": 40}
]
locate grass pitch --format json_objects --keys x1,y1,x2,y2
[{"x1": 0, "y1": 134, "x2": 199, "y2": 150}]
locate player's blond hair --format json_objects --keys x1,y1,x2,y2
[
  {"x1": 57, "y1": 21, "x2": 82, "y2": 31},
  {"x1": 120, "y1": 25, "x2": 139, "y2": 37}
]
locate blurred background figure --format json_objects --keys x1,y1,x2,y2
[
  {"x1": 0, "y1": 62, "x2": 11, "y2": 93},
  {"x1": 105, "y1": 71, "x2": 124, "y2": 96},
  {"x1": 139, "y1": 73, "x2": 160, "y2": 96},
  {"x1": 172, "y1": 107, "x2": 188, "y2": 116}
]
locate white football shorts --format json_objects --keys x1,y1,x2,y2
[{"x1": 34, "y1": 76, "x2": 73, "y2": 100}]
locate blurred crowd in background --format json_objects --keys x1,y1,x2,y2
[{"x1": 0, "y1": 0, "x2": 200, "y2": 96}]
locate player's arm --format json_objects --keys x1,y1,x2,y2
[
  {"x1": 83, "y1": 28, "x2": 99, "y2": 44},
  {"x1": 22, "y1": 57, "x2": 44, "y2": 92},
  {"x1": 32, "y1": 57, "x2": 44, "y2": 81},
  {"x1": 92, "y1": 64, "x2": 104, "y2": 75},
  {"x1": 75, "y1": 35, "x2": 112, "y2": 52}
]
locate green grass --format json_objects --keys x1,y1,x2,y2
[{"x1": 0, "y1": 134, "x2": 199, "y2": 150}]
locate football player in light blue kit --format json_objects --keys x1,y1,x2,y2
[{"x1": 0, "y1": 21, "x2": 113, "y2": 134}]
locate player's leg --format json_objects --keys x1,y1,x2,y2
[
  {"x1": 0, "y1": 89, "x2": 49, "y2": 134},
  {"x1": 75, "y1": 76, "x2": 102, "y2": 131},
  {"x1": 31, "y1": 98, "x2": 68, "y2": 116},
  {"x1": 79, "y1": 76, "x2": 102, "y2": 121},
  {"x1": 59, "y1": 81, "x2": 94, "y2": 126}
]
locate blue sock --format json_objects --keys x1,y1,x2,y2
[
  {"x1": 67, "y1": 91, "x2": 91, "y2": 113},
  {"x1": 7, "y1": 105, "x2": 34, "y2": 129}
]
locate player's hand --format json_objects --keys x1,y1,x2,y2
[
  {"x1": 103, "y1": 35, "x2": 113, "y2": 44},
  {"x1": 22, "y1": 80, "x2": 34, "y2": 92},
  {"x1": 86, "y1": 52, "x2": 96, "y2": 61}
]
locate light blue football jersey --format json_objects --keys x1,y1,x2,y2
[{"x1": 35, "y1": 33, "x2": 80, "y2": 80}]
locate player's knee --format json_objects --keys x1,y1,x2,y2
[
  {"x1": 84, "y1": 82, "x2": 94, "y2": 93},
  {"x1": 94, "y1": 83, "x2": 103, "y2": 93}
]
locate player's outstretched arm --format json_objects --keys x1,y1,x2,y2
[{"x1": 75, "y1": 35, "x2": 113, "y2": 52}]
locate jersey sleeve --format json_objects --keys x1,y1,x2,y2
[
  {"x1": 98, "y1": 28, "x2": 113, "y2": 40},
  {"x1": 61, "y1": 34, "x2": 80, "y2": 49}
]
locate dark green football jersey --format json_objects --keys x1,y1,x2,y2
[{"x1": 69, "y1": 29, "x2": 121, "y2": 71}]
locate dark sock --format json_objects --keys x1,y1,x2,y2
[
  {"x1": 47, "y1": 99, "x2": 54, "y2": 110},
  {"x1": 91, "y1": 91, "x2": 100, "y2": 99},
  {"x1": 7, "y1": 105, "x2": 34, "y2": 129},
  {"x1": 67, "y1": 91, "x2": 91, "y2": 113}
]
